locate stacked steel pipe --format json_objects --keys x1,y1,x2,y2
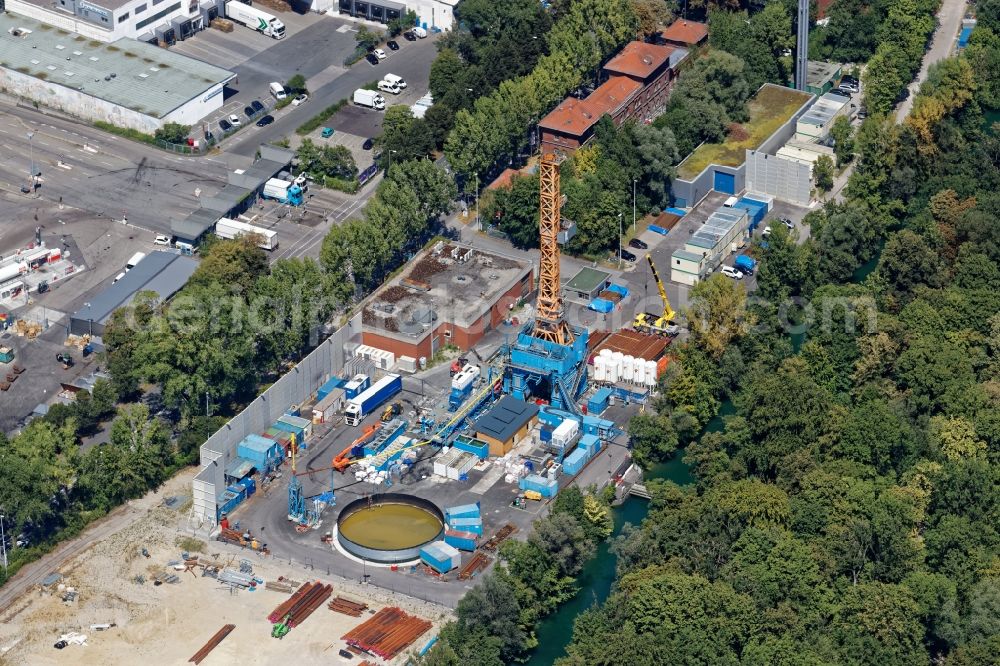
[
  {"x1": 189, "y1": 624, "x2": 235, "y2": 664},
  {"x1": 267, "y1": 580, "x2": 332, "y2": 628},
  {"x1": 458, "y1": 552, "x2": 490, "y2": 580},
  {"x1": 342, "y1": 607, "x2": 432, "y2": 660},
  {"x1": 329, "y1": 596, "x2": 369, "y2": 616}
]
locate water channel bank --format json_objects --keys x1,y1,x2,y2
[{"x1": 525, "y1": 402, "x2": 735, "y2": 664}]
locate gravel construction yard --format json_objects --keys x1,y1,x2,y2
[{"x1": 0, "y1": 471, "x2": 449, "y2": 666}]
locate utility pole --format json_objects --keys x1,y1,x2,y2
[
  {"x1": 1, "y1": 514, "x2": 8, "y2": 575},
  {"x1": 27, "y1": 132, "x2": 34, "y2": 193},
  {"x1": 206, "y1": 392, "x2": 211, "y2": 418},
  {"x1": 796, "y1": 0, "x2": 809, "y2": 91},
  {"x1": 475, "y1": 173, "x2": 480, "y2": 231}
]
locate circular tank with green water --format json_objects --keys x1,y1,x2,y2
[{"x1": 336, "y1": 493, "x2": 444, "y2": 563}]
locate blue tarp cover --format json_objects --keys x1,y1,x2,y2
[
  {"x1": 589, "y1": 298, "x2": 614, "y2": 313},
  {"x1": 606, "y1": 284, "x2": 629, "y2": 298}
]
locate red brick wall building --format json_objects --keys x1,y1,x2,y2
[{"x1": 539, "y1": 41, "x2": 685, "y2": 156}]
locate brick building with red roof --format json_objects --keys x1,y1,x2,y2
[
  {"x1": 539, "y1": 40, "x2": 688, "y2": 156},
  {"x1": 658, "y1": 19, "x2": 709, "y2": 48}
]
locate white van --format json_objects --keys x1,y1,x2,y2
[
  {"x1": 383, "y1": 73, "x2": 407, "y2": 89},
  {"x1": 412, "y1": 26, "x2": 427, "y2": 38},
  {"x1": 125, "y1": 252, "x2": 146, "y2": 271},
  {"x1": 269, "y1": 82, "x2": 287, "y2": 100},
  {"x1": 377, "y1": 80, "x2": 401, "y2": 95}
]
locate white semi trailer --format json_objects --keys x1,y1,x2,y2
[
  {"x1": 225, "y1": 2, "x2": 285, "y2": 39},
  {"x1": 215, "y1": 218, "x2": 279, "y2": 250}
]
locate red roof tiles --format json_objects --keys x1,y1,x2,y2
[
  {"x1": 539, "y1": 76, "x2": 642, "y2": 135},
  {"x1": 660, "y1": 19, "x2": 708, "y2": 46},
  {"x1": 603, "y1": 41, "x2": 676, "y2": 80}
]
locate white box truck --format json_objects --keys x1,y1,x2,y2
[
  {"x1": 225, "y1": 2, "x2": 285, "y2": 39},
  {"x1": 353, "y1": 89, "x2": 386, "y2": 110},
  {"x1": 215, "y1": 217, "x2": 279, "y2": 250}
]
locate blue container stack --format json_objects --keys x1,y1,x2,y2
[
  {"x1": 445, "y1": 502, "x2": 481, "y2": 521},
  {"x1": 447, "y1": 517, "x2": 483, "y2": 536}
]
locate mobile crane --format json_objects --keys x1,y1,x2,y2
[{"x1": 633, "y1": 254, "x2": 679, "y2": 337}]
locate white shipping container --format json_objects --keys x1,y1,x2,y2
[{"x1": 397, "y1": 355, "x2": 417, "y2": 373}]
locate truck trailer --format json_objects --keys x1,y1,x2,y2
[
  {"x1": 225, "y1": 2, "x2": 285, "y2": 39},
  {"x1": 262, "y1": 178, "x2": 304, "y2": 206},
  {"x1": 215, "y1": 218, "x2": 279, "y2": 250},
  {"x1": 344, "y1": 374, "x2": 403, "y2": 426}
]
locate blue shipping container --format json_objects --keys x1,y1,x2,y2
[
  {"x1": 454, "y1": 438, "x2": 489, "y2": 460},
  {"x1": 580, "y1": 434, "x2": 601, "y2": 457},
  {"x1": 448, "y1": 520, "x2": 483, "y2": 536},
  {"x1": 445, "y1": 502, "x2": 482, "y2": 520},
  {"x1": 317, "y1": 377, "x2": 341, "y2": 401},
  {"x1": 444, "y1": 530, "x2": 478, "y2": 552},
  {"x1": 563, "y1": 448, "x2": 587, "y2": 475}
]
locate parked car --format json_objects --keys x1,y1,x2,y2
[
  {"x1": 780, "y1": 216, "x2": 794, "y2": 230},
  {"x1": 403, "y1": 31, "x2": 417, "y2": 41},
  {"x1": 292, "y1": 94, "x2": 309, "y2": 106},
  {"x1": 251, "y1": 99, "x2": 265, "y2": 113},
  {"x1": 153, "y1": 234, "x2": 171, "y2": 246},
  {"x1": 255, "y1": 114, "x2": 275, "y2": 127},
  {"x1": 373, "y1": 48, "x2": 387, "y2": 60},
  {"x1": 228, "y1": 114, "x2": 241, "y2": 127},
  {"x1": 628, "y1": 238, "x2": 648, "y2": 250},
  {"x1": 366, "y1": 53, "x2": 380, "y2": 66},
  {"x1": 839, "y1": 81, "x2": 859, "y2": 93},
  {"x1": 244, "y1": 105, "x2": 256, "y2": 119},
  {"x1": 618, "y1": 248, "x2": 637, "y2": 262},
  {"x1": 219, "y1": 118, "x2": 233, "y2": 132},
  {"x1": 387, "y1": 40, "x2": 399, "y2": 51},
  {"x1": 828, "y1": 88, "x2": 851, "y2": 98},
  {"x1": 362, "y1": 137, "x2": 374, "y2": 150},
  {"x1": 721, "y1": 266, "x2": 744, "y2": 280}
]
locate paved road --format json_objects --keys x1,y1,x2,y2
[
  {"x1": 897, "y1": 0, "x2": 968, "y2": 119},
  {"x1": 228, "y1": 35, "x2": 439, "y2": 157},
  {"x1": 0, "y1": 103, "x2": 229, "y2": 236}
]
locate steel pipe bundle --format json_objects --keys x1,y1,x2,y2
[{"x1": 342, "y1": 607, "x2": 432, "y2": 660}]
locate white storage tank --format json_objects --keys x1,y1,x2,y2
[
  {"x1": 646, "y1": 360, "x2": 658, "y2": 386},
  {"x1": 599, "y1": 348, "x2": 612, "y2": 358},
  {"x1": 607, "y1": 358, "x2": 619, "y2": 383},
  {"x1": 633, "y1": 357, "x2": 646, "y2": 384},
  {"x1": 612, "y1": 351, "x2": 624, "y2": 373},
  {"x1": 594, "y1": 357, "x2": 606, "y2": 382},
  {"x1": 621, "y1": 355, "x2": 634, "y2": 382}
]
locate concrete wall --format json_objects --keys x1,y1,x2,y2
[
  {"x1": 410, "y1": 0, "x2": 456, "y2": 30},
  {"x1": 0, "y1": 66, "x2": 162, "y2": 133},
  {"x1": 673, "y1": 87, "x2": 814, "y2": 207},
  {"x1": 745, "y1": 150, "x2": 812, "y2": 206},
  {"x1": 673, "y1": 163, "x2": 743, "y2": 210},
  {"x1": 192, "y1": 312, "x2": 363, "y2": 525}
]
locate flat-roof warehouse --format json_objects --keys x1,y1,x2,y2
[
  {"x1": 70, "y1": 251, "x2": 198, "y2": 338},
  {"x1": 0, "y1": 14, "x2": 235, "y2": 132}
]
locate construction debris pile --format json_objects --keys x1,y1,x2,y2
[{"x1": 342, "y1": 606, "x2": 432, "y2": 660}]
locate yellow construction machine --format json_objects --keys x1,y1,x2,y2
[{"x1": 633, "y1": 254, "x2": 678, "y2": 337}]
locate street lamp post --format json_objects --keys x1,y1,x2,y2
[
  {"x1": 386, "y1": 149, "x2": 397, "y2": 175},
  {"x1": 618, "y1": 212, "x2": 623, "y2": 269},
  {"x1": 632, "y1": 178, "x2": 637, "y2": 232},
  {"x1": 83, "y1": 302, "x2": 93, "y2": 337},
  {"x1": 475, "y1": 173, "x2": 480, "y2": 231},
  {"x1": 27, "y1": 132, "x2": 34, "y2": 192}
]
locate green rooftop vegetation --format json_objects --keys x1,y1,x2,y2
[{"x1": 677, "y1": 84, "x2": 812, "y2": 179}]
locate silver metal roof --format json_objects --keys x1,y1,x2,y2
[
  {"x1": 0, "y1": 14, "x2": 235, "y2": 118},
  {"x1": 688, "y1": 208, "x2": 747, "y2": 250},
  {"x1": 799, "y1": 93, "x2": 850, "y2": 128}
]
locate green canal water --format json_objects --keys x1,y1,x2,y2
[{"x1": 525, "y1": 402, "x2": 735, "y2": 665}]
